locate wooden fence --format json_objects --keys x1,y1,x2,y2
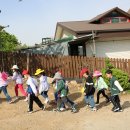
[{"x1": 0, "y1": 52, "x2": 130, "y2": 78}]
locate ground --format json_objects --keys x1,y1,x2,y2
[{"x1": 0, "y1": 80, "x2": 130, "y2": 130}]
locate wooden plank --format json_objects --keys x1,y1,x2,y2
[
  {"x1": 121, "y1": 59, "x2": 125, "y2": 72},
  {"x1": 75, "y1": 56, "x2": 79, "y2": 78},
  {"x1": 66, "y1": 56, "x2": 70, "y2": 78},
  {"x1": 78, "y1": 56, "x2": 82, "y2": 78},
  {"x1": 119, "y1": 58, "x2": 122, "y2": 71},
  {"x1": 128, "y1": 59, "x2": 130, "y2": 77},
  {"x1": 66, "y1": 56, "x2": 69, "y2": 78},
  {"x1": 69, "y1": 56, "x2": 73, "y2": 78},
  {"x1": 63, "y1": 56, "x2": 67, "y2": 78},
  {"x1": 60, "y1": 56, "x2": 65, "y2": 77},
  {"x1": 72, "y1": 56, "x2": 76, "y2": 78},
  {"x1": 116, "y1": 58, "x2": 119, "y2": 69},
  {"x1": 124, "y1": 59, "x2": 127, "y2": 73}
]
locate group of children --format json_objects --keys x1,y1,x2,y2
[
  {"x1": 0, "y1": 64, "x2": 124, "y2": 114},
  {"x1": 0, "y1": 65, "x2": 77, "y2": 113},
  {"x1": 80, "y1": 68, "x2": 123, "y2": 112}
]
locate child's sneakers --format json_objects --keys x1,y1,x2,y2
[
  {"x1": 60, "y1": 107, "x2": 66, "y2": 111},
  {"x1": 95, "y1": 102, "x2": 99, "y2": 106},
  {"x1": 118, "y1": 109, "x2": 123, "y2": 112},
  {"x1": 53, "y1": 108, "x2": 61, "y2": 112},
  {"x1": 71, "y1": 108, "x2": 77, "y2": 113},
  {"x1": 71, "y1": 104, "x2": 78, "y2": 113},
  {"x1": 86, "y1": 104, "x2": 92, "y2": 108},
  {"x1": 42, "y1": 105, "x2": 46, "y2": 111},
  {"x1": 106, "y1": 99, "x2": 111, "y2": 103},
  {"x1": 24, "y1": 97, "x2": 28, "y2": 102},
  {"x1": 8, "y1": 100, "x2": 13, "y2": 104},
  {"x1": 91, "y1": 107, "x2": 97, "y2": 111},
  {"x1": 15, "y1": 96, "x2": 19, "y2": 100},
  {"x1": 44, "y1": 98, "x2": 50, "y2": 104},
  {"x1": 27, "y1": 110, "x2": 33, "y2": 114},
  {"x1": 113, "y1": 107, "x2": 123, "y2": 112}
]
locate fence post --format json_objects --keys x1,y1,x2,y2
[
  {"x1": 27, "y1": 53, "x2": 30, "y2": 71},
  {"x1": 128, "y1": 59, "x2": 130, "y2": 77}
]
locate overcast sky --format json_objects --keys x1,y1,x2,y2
[{"x1": 0, "y1": 0, "x2": 130, "y2": 45}]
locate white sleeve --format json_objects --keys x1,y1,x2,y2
[
  {"x1": 114, "y1": 80, "x2": 123, "y2": 92},
  {"x1": 39, "y1": 83, "x2": 43, "y2": 94},
  {"x1": 29, "y1": 79, "x2": 37, "y2": 94},
  {"x1": 12, "y1": 72, "x2": 17, "y2": 80}
]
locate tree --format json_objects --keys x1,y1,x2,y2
[
  {"x1": 101, "y1": 58, "x2": 130, "y2": 90},
  {"x1": 16, "y1": 43, "x2": 28, "y2": 50},
  {"x1": 0, "y1": 30, "x2": 20, "y2": 51}
]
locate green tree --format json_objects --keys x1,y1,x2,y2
[
  {"x1": 0, "y1": 30, "x2": 20, "y2": 51},
  {"x1": 101, "y1": 58, "x2": 130, "y2": 90},
  {"x1": 16, "y1": 43, "x2": 28, "y2": 50}
]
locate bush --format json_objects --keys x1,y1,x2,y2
[{"x1": 101, "y1": 59, "x2": 130, "y2": 90}]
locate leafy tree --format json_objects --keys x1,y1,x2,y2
[
  {"x1": 0, "y1": 30, "x2": 20, "y2": 51},
  {"x1": 101, "y1": 58, "x2": 130, "y2": 90},
  {"x1": 16, "y1": 43, "x2": 28, "y2": 50}
]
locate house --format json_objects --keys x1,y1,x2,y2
[
  {"x1": 54, "y1": 7, "x2": 130, "y2": 59},
  {"x1": 18, "y1": 37, "x2": 73, "y2": 55}
]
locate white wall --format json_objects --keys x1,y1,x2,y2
[{"x1": 86, "y1": 39, "x2": 130, "y2": 59}]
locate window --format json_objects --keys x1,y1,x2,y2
[
  {"x1": 101, "y1": 18, "x2": 111, "y2": 23},
  {"x1": 78, "y1": 46, "x2": 84, "y2": 56},
  {"x1": 120, "y1": 17, "x2": 128, "y2": 22},
  {"x1": 111, "y1": 18, "x2": 119, "y2": 23},
  {"x1": 101, "y1": 17, "x2": 129, "y2": 24}
]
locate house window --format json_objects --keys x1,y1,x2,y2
[
  {"x1": 101, "y1": 18, "x2": 111, "y2": 23},
  {"x1": 101, "y1": 16, "x2": 129, "y2": 24},
  {"x1": 111, "y1": 18, "x2": 120, "y2": 23},
  {"x1": 120, "y1": 17, "x2": 128, "y2": 22},
  {"x1": 78, "y1": 46, "x2": 84, "y2": 56}
]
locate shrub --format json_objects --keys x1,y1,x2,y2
[{"x1": 101, "y1": 59, "x2": 130, "y2": 90}]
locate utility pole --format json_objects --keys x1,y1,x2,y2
[{"x1": 92, "y1": 30, "x2": 96, "y2": 57}]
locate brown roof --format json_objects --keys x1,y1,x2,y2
[
  {"x1": 56, "y1": 7, "x2": 130, "y2": 37},
  {"x1": 58, "y1": 21, "x2": 130, "y2": 34},
  {"x1": 89, "y1": 7, "x2": 130, "y2": 23}
]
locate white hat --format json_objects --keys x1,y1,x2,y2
[
  {"x1": 53, "y1": 72, "x2": 63, "y2": 80},
  {"x1": 11, "y1": 65, "x2": 19, "y2": 69}
]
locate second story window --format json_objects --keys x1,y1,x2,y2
[
  {"x1": 111, "y1": 18, "x2": 120, "y2": 23},
  {"x1": 101, "y1": 17, "x2": 129, "y2": 24},
  {"x1": 120, "y1": 17, "x2": 128, "y2": 22}
]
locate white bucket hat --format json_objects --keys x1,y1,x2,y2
[
  {"x1": 53, "y1": 72, "x2": 63, "y2": 80},
  {"x1": 11, "y1": 65, "x2": 19, "y2": 70}
]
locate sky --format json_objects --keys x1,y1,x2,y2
[{"x1": 0, "y1": 0, "x2": 130, "y2": 46}]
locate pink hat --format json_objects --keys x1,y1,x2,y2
[
  {"x1": 0, "y1": 72, "x2": 8, "y2": 81},
  {"x1": 93, "y1": 70, "x2": 102, "y2": 77}
]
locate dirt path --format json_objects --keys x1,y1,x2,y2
[{"x1": 0, "y1": 82, "x2": 130, "y2": 130}]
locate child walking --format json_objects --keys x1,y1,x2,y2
[
  {"x1": 80, "y1": 68, "x2": 97, "y2": 111},
  {"x1": 106, "y1": 69, "x2": 123, "y2": 112},
  {"x1": 22, "y1": 70, "x2": 45, "y2": 114},
  {"x1": 93, "y1": 70, "x2": 110, "y2": 105},
  {"x1": 0, "y1": 72, "x2": 13, "y2": 103},
  {"x1": 11, "y1": 65, "x2": 27, "y2": 100},
  {"x1": 34, "y1": 69, "x2": 50, "y2": 104},
  {"x1": 53, "y1": 72, "x2": 77, "y2": 113}
]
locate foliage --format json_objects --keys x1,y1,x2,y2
[
  {"x1": 101, "y1": 58, "x2": 130, "y2": 90},
  {"x1": 16, "y1": 43, "x2": 28, "y2": 50},
  {"x1": 105, "y1": 58, "x2": 114, "y2": 69},
  {"x1": 0, "y1": 30, "x2": 20, "y2": 51}
]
